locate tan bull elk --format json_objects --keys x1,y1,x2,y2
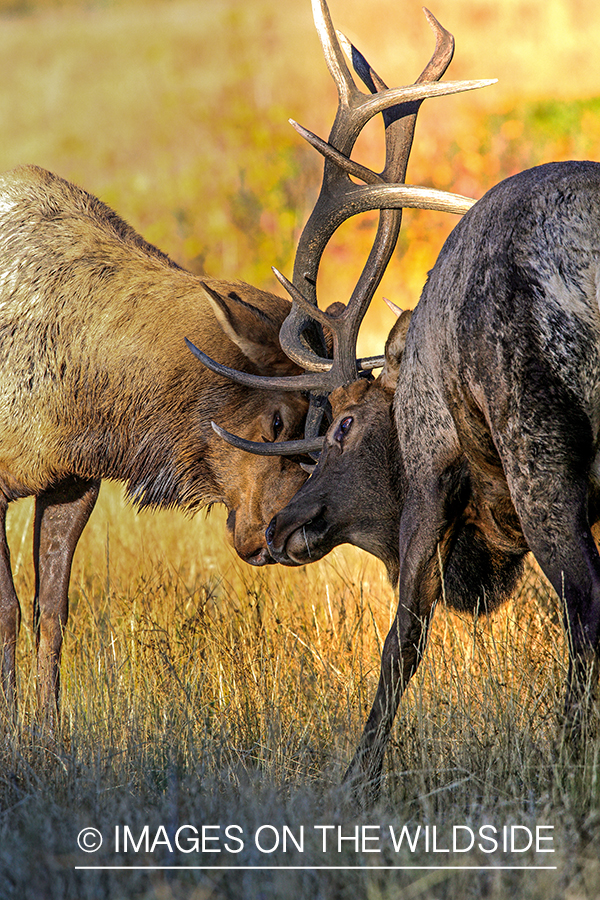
[
  {"x1": 0, "y1": 169, "x2": 313, "y2": 717},
  {"x1": 206, "y1": 2, "x2": 600, "y2": 799}
]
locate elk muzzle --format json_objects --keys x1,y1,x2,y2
[
  {"x1": 226, "y1": 508, "x2": 276, "y2": 567},
  {"x1": 266, "y1": 501, "x2": 332, "y2": 566}
]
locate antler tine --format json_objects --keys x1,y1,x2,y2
[
  {"x1": 290, "y1": 119, "x2": 383, "y2": 186},
  {"x1": 419, "y1": 8, "x2": 454, "y2": 84},
  {"x1": 185, "y1": 338, "x2": 330, "y2": 392},
  {"x1": 271, "y1": 267, "x2": 335, "y2": 335},
  {"x1": 211, "y1": 422, "x2": 324, "y2": 457},
  {"x1": 339, "y1": 9, "x2": 459, "y2": 352},
  {"x1": 351, "y1": 77, "x2": 497, "y2": 124},
  {"x1": 311, "y1": 0, "x2": 359, "y2": 110}
]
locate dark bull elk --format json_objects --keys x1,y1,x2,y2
[
  {"x1": 209, "y1": 4, "x2": 600, "y2": 797},
  {"x1": 0, "y1": 164, "x2": 312, "y2": 717},
  {"x1": 268, "y1": 161, "x2": 600, "y2": 795}
]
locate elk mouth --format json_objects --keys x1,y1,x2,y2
[
  {"x1": 243, "y1": 546, "x2": 276, "y2": 567},
  {"x1": 266, "y1": 506, "x2": 331, "y2": 566}
]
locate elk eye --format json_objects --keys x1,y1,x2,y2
[
  {"x1": 272, "y1": 411, "x2": 284, "y2": 440},
  {"x1": 336, "y1": 416, "x2": 353, "y2": 442}
]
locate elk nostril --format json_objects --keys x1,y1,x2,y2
[{"x1": 266, "y1": 521, "x2": 276, "y2": 545}]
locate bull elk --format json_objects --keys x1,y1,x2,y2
[
  {"x1": 207, "y1": 4, "x2": 600, "y2": 798},
  {"x1": 0, "y1": 166, "x2": 314, "y2": 718}
]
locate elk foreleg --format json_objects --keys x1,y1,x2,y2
[
  {"x1": 0, "y1": 494, "x2": 20, "y2": 720},
  {"x1": 344, "y1": 486, "x2": 449, "y2": 803},
  {"x1": 33, "y1": 477, "x2": 100, "y2": 722}
]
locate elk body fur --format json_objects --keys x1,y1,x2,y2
[
  {"x1": 267, "y1": 160, "x2": 600, "y2": 795},
  {"x1": 0, "y1": 164, "x2": 308, "y2": 715}
]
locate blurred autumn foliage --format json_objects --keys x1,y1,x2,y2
[{"x1": 1, "y1": 0, "x2": 599, "y2": 351}]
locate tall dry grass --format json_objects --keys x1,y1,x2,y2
[
  {"x1": 1, "y1": 1, "x2": 600, "y2": 898},
  {"x1": 2, "y1": 485, "x2": 599, "y2": 899}
]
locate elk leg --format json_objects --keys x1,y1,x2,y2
[
  {"x1": 517, "y1": 497, "x2": 600, "y2": 728},
  {"x1": 344, "y1": 485, "x2": 450, "y2": 801},
  {"x1": 33, "y1": 477, "x2": 100, "y2": 720},
  {"x1": 0, "y1": 493, "x2": 20, "y2": 718},
  {"x1": 495, "y1": 414, "x2": 600, "y2": 729}
]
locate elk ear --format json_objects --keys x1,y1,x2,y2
[
  {"x1": 377, "y1": 309, "x2": 412, "y2": 393},
  {"x1": 201, "y1": 281, "x2": 295, "y2": 373}
]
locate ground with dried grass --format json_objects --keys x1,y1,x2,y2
[{"x1": 1, "y1": 1, "x2": 600, "y2": 897}]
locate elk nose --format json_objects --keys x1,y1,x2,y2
[{"x1": 266, "y1": 520, "x2": 276, "y2": 547}]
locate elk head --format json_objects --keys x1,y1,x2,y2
[
  {"x1": 183, "y1": 280, "x2": 313, "y2": 567},
  {"x1": 190, "y1": 0, "x2": 493, "y2": 563},
  {"x1": 266, "y1": 308, "x2": 412, "y2": 581}
]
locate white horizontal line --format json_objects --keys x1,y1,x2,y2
[{"x1": 75, "y1": 865, "x2": 558, "y2": 871}]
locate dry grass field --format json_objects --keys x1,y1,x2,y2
[{"x1": 1, "y1": 1, "x2": 600, "y2": 898}]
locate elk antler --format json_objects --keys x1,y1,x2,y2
[{"x1": 188, "y1": 0, "x2": 495, "y2": 455}]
